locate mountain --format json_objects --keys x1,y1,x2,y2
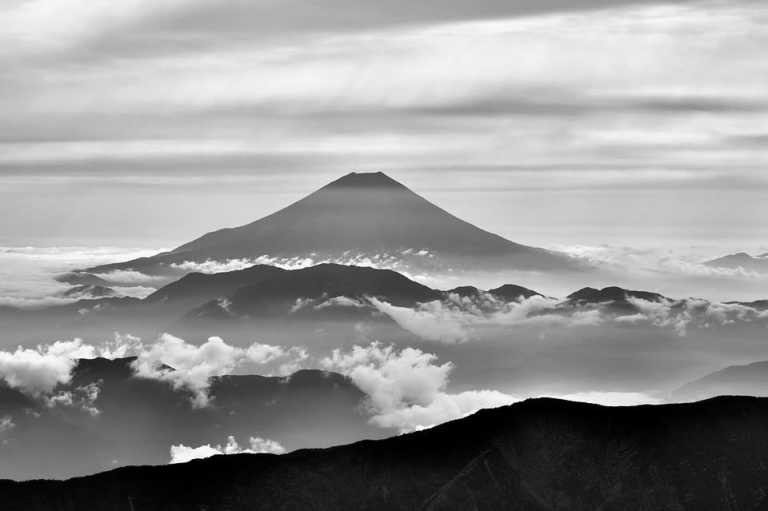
[
  {"x1": 86, "y1": 172, "x2": 583, "y2": 275},
  {"x1": 55, "y1": 272, "x2": 111, "y2": 287},
  {"x1": 59, "y1": 284, "x2": 115, "y2": 299},
  {"x1": 187, "y1": 263, "x2": 442, "y2": 319},
  {"x1": 0, "y1": 357, "x2": 382, "y2": 480},
  {"x1": 704, "y1": 252, "x2": 768, "y2": 273},
  {"x1": 488, "y1": 284, "x2": 543, "y2": 301},
  {"x1": 4, "y1": 396, "x2": 768, "y2": 510},
  {"x1": 144, "y1": 264, "x2": 288, "y2": 312},
  {"x1": 672, "y1": 360, "x2": 768, "y2": 402},
  {"x1": 566, "y1": 286, "x2": 667, "y2": 314},
  {"x1": 728, "y1": 299, "x2": 768, "y2": 310}
]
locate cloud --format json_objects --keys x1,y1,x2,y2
[
  {"x1": 132, "y1": 334, "x2": 308, "y2": 406},
  {"x1": 132, "y1": 334, "x2": 243, "y2": 407},
  {"x1": 170, "y1": 251, "x2": 435, "y2": 278},
  {"x1": 321, "y1": 343, "x2": 517, "y2": 432},
  {"x1": 99, "y1": 333, "x2": 145, "y2": 359},
  {"x1": 368, "y1": 298, "x2": 468, "y2": 343},
  {"x1": 621, "y1": 296, "x2": 765, "y2": 336},
  {"x1": 556, "y1": 391, "x2": 661, "y2": 406},
  {"x1": 169, "y1": 434, "x2": 285, "y2": 464},
  {"x1": 0, "y1": 339, "x2": 95, "y2": 396},
  {"x1": 0, "y1": 415, "x2": 15, "y2": 433},
  {"x1": 0, "y1": 332, "x2": 309, "y2": 408},
  {"x1": 0, "y1": 246, "x2": 160, "y2": 309},
  {"x1": 92, "y1": 270, "x2": 168, "y2": 286},
  {"x1": 369, "y1": 294, "x2": 606, "y2": 343},
  {"x1": 44, "y1": 382, "x2": 101, "y2": 416}
]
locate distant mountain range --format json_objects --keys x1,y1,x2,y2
[
  {"x1": 85, "y1": 172, "x2": 584, "y2": 275},
  {"x1": 12, "y1": 264, "x2": 768, "y2": 329},
  {"x1": 704, "y1": 252, "x2": 768, "y2": 273},
  {"x1": 10, "y1": 263, "x2": 545, "y2": 323},
  {"x1": 4, "y1": 396, "x2": 768, "y2": 510},
  {"x1": 672, "y1": 360, "x2": 768, "y2": 402},
  {"x1": 0, "y1": 357, "x2": 380, "y2": 480}
]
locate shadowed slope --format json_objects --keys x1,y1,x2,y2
[{"x1": 3, "y1": 396, "x2": 768, "y2": 510}]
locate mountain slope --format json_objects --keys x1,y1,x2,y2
[
  {"x1": 3, "y1": 396, "x2": 768, "y2": 510},
  {"x1": 565, "y1": 286, "x2": 667, "y2": 314},
  {"x1": 187, "y1": 263, "x2": 442, "y2": 319},
  {"x1": 144, "y1": 264, "x2": 288, "y2": 311},
  {"x1": 0, "y1": 357, "x2": 381, "y2": 480},
  {"x1": 672, "y1": 360, "x2": 768, "y2": 402},
  {"x1": 704, "y1": 252, "x2": 768, "y2": 272},
  {"x1": 87, "y1": 172, "x2": 581, "y2": 274}
]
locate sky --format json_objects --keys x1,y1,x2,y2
[{"x1": 1, "y1": 0, "x2": 767, "y2": 252}]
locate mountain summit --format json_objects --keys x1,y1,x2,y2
[{"x1": 89, "y1": 172, "x2": 581, "y2": 274}]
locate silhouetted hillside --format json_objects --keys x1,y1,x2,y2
[{"x1": 3, "y1": 397, "x2": 768, "y2": 510}]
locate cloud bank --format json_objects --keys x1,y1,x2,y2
[{"x1": 169, "y1": 434, "x2": 286, "y2": 464}]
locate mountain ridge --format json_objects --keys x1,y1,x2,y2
[{"x1": 3, "y1": 396, "x2": 768, "y2": 510}]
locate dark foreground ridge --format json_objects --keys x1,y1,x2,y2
[{"x1": 3, "y1": 396, "x2": 768, "y2": 510}]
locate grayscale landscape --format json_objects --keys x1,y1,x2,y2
[{"x1": 1, "y1": 1, "x2": 767, "y2": 508}]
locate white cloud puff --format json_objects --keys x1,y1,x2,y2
[
  {"x1": 132, "y1": 334, "x2": 308, "y2": 406},
  {"x1": 132, "y1": 334, "x2": 245, "y2": 407},
  {"x1": 0, "y1": 415, "x2": 15, "y2": 433},
  {"x1": 0, "y1": 339, "x2": 95, "y2": 396},
  {"x1": 368, "y1": 298, "x2": 468, "y2": 343},
  {"x1": 321, "y1": 343, "x2": 517, "y2": 432},
  {"x1": 169, "y1": 435, "x2": 285, "y2": 464}
]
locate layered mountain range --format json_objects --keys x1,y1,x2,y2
[
  {"x1": 9, "y1": 262, "x2": 766, "y2": 330},
  {"x1": 0, "y1": 357, "x2": 380, "y2": 480}
]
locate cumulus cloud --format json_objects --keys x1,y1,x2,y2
[
  {"x1": 0, "y1": 339, "x2": 94, "y2": 396},
  {"x1": 169, "y1": 435, "x2": 285, "y2": 464},
  {"x1": 44, "y1": 382, "x2": 101, "y2": 416},
  {"x1": 99, "y1": 333, "x2": 145, "y2": 359},
  {"x1": 368, "y1": 298, "x2": 467, "y2": 343},
  {"x1": 132, "y1": 334, "x2": 308, "y2": 406},
  {"x1": 0, "y1": 332, "x2": 307, "y2": 408},
  {"x1": 0, "y1": 415, "x2": 15, "y2": 433},
  {"x1": 321, "y1": 343, "x2": 517, "y2": 432}
]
